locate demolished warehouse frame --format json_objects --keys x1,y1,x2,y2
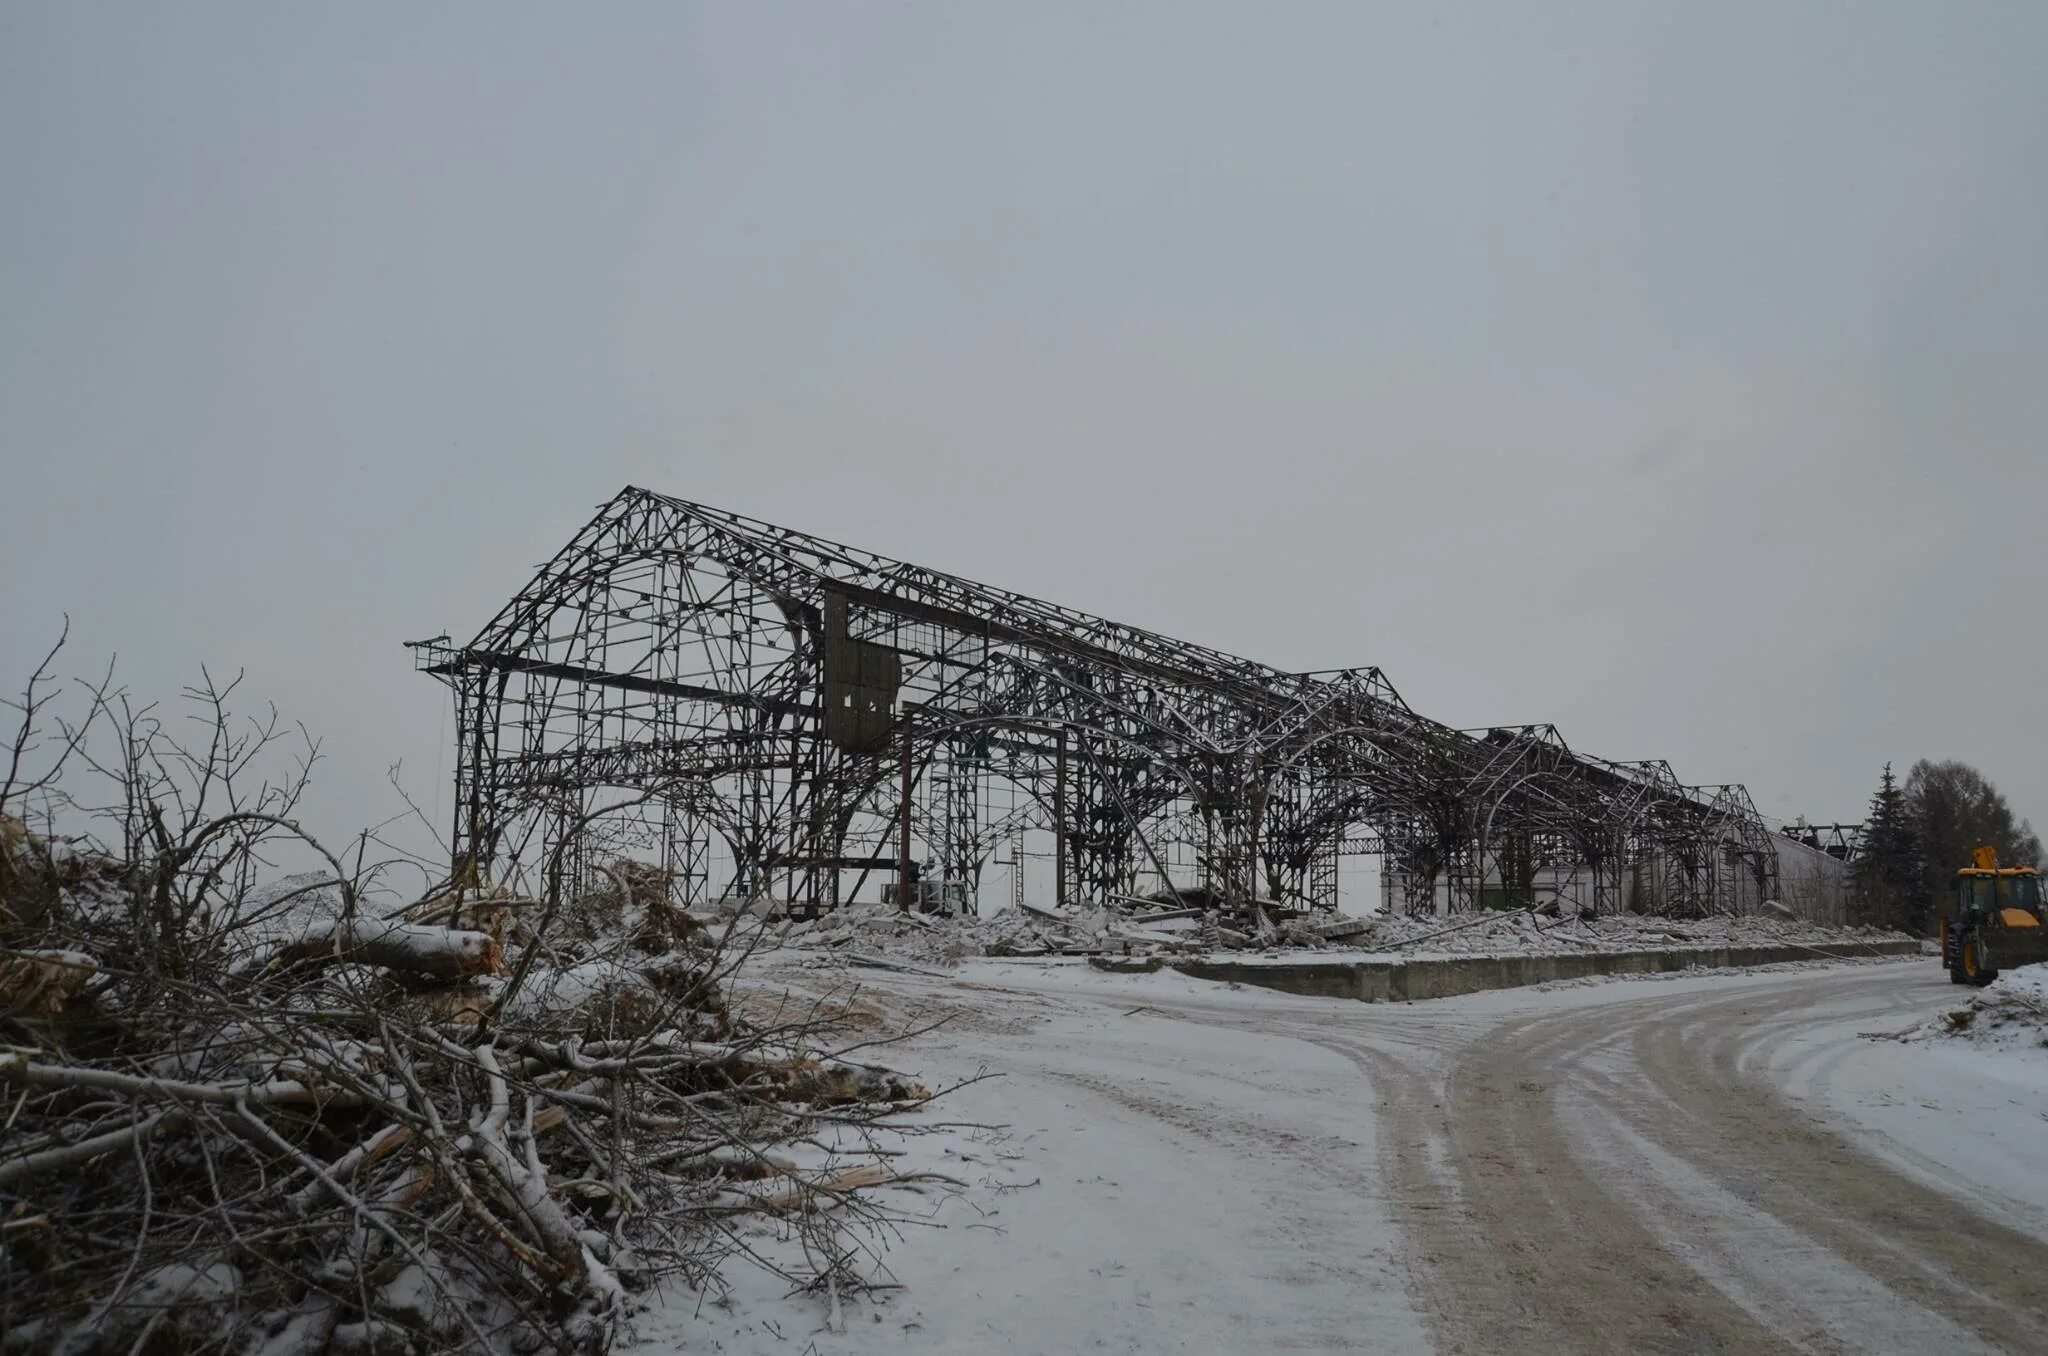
[{"x1": 411, "y1": 487, "x2": 1779, "y2": 918}]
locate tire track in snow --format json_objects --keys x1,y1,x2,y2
[
  {"x1": 1614, "y1": 977, "x2": 2048, "y2": 1353},
  {"x1": 1492, "y1": 980, "x2": 2006, "y2": 1354},
  {"x1": 1269, "y1": 971, "x2": 2047, "y2": 1355}
]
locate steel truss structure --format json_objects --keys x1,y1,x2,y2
[
  {"x1": 1778, "y1": 822, "x2": 1865, "y2": 863},
  {"x1": 412, "y1": 487, "x2": 1780, "y2": 917}
]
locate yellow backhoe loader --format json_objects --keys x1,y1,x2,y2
[{"x1": 1939, "y1": 845, "x2": 2047, "y2": 986}]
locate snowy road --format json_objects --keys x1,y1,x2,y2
[{"x1": 670, "y1": 960, "x2": 2048, "y2": 1355}]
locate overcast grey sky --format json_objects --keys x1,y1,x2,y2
[{"x1": 3, "y1": 2, "x2": 2044, "y2": 857}]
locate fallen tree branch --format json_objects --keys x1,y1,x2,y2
[
  {"x1": 0, "y1": 1053, "x2": 365, "y2": 1109},
  {"x1": 0, "y1": 1111, "x2": 174, "y2": 1188}
]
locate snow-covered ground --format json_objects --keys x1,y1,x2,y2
[
  {"x1": 1908, "y1": 967, "x2": 2048, "y2": 1062},
  {"x1": 635, "y1": 955, "x2": 2048, "y2": 1355}
]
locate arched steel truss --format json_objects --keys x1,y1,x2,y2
[{"x1": 411, "y1": 487, "x2": 1779, "y2": 917}]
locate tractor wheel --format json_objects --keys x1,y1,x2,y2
[
  {"x1": 1949, "y1": 959, "x2": 1969, "y2": 984},
  {"x1": 1960, "y1": 936, "x2": 1997, "y2": 988}
]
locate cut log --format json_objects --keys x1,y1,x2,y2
[{"x1": 272, "y1": 920, "x2": 500, "y2": 980}]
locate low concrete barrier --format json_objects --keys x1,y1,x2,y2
[{"x1": 1170, "y1": 939, "x2": 1922, "y2": 1003}]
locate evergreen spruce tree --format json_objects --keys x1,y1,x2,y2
[{"x1": 1852, "y1": 763, "x2": 1920, "y2": 931}]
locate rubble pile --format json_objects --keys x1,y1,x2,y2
[
  {"x1": 774, "y1": 888, "x2": 1373, "y2": 966},
  {"x1": 1344, "y1": 908, "x2": 1895, "y2": 958},
  {"x1": 774, "y1": 892, "x2": 1898, "y2": 969},
  {"x1": 784, "y1": 903, "x2": 1066, "y2": 964}
]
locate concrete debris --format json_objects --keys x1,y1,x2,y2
[
  {"x1": 1353, "y1": 909, "x2": 1893, "y2": 958},
  {"x1": 777, "y1": 898, "x2": 1897, "y2": 968},
  {"x1": 780, "y1": 903, "x2": 1097, "y2": 966}
]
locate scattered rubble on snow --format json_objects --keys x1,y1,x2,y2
[{"x1": 1914, "y1": 968, "x2": 2048, "y2": 1057}]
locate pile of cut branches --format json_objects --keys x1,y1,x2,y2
[{"x1": 0, "y1": 631, "x2": 947, "y2": 1354}]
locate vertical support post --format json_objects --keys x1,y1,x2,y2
[
  {"x1": 790, "y1": 726, "x2": 803, "y2": 909},
  {"x1": 1475, "y1": 806, "x2": 1489, "y2": 917},
  {"x1": 455, "y1": 669, "x2": 496, "y2": 893},
  {"x1": 898, "y1": 714, "x2": 914, "y2": 913},
  {"x1": 1054, "y1": 729, "x2": 1068, "y2": 910}
]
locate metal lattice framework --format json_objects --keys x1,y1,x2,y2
[
  {"x1": 1778, "y1": 822, "x2": 1865, "y2": 863},
  {"x1": 412, "y1": 487, "x2": 1780, "y2": 917}
]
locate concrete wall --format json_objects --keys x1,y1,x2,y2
[
  {"x1": 1772, "y1": 833, "x2": 1853, "y2": 924},
  {"x1": 1171, "y1": 938, "x2": 1919, "y2": 1003}
]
